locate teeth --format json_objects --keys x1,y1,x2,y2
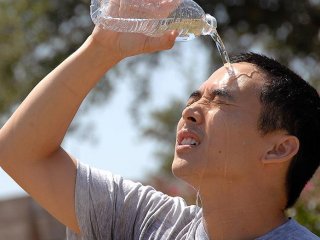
[{"x1": 180, "y1": 137, "x2": 198, "y2": 146}]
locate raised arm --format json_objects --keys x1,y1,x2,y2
[{"x1": 0, "y1": 27, "x2": 177, "y2": 233}]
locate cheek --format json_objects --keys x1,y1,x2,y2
[
  {"x1": 204, "y1": 110, "x2": 233, "y2": 161},
  {"x1": 203, "y1": 110, "x2": 264, "y2": 180},
  {"x1": 206, "y1": 109, "x2": 233, "y2": 146},
  {"x1": 176, "y1": 118, "x2": 184, "y2": 130},
  {"x1": 204, "y1": 111, "x2": 250, "y2": 175},
  {"x1": 216, "y1": 118, "x2": 255, "y2": 158}
]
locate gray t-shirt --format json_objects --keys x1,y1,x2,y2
[{"x1": 67, "y1": 162, "x2": 320, "y2": 240}]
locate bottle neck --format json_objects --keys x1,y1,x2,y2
[
  {"x1": 202, "y1": 14, "x2": 217, "y2": 35},
  {"x1": 202, "y1": 24, "x2": 215, "y2": 36}
]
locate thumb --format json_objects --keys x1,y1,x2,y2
[{"x1": 143, "y1": 30, "x2": 179, "y2": 53}]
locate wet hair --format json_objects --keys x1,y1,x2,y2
[{"x1": 230, "y1": 52, "x2": 320, "y2": 208}]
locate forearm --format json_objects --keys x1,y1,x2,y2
[{"x1": 0, "y1": 35, "x2": 120, "y2": 165}]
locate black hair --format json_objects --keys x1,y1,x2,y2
[{"x1": 230, "y1": 52, "x2": 320, "y2": 208}]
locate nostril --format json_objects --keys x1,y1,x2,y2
[{"x1": 187, "y1": 116, "x2": 197, "y2": 122}]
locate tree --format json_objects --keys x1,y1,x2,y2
[
  {"x1": 0, "y1": 0, "x2": 91, "y2": 121},
  {"x1": 0, "y1": 0, "x2": 166, "y2": 124},
  {"x1": 1, "y1": 0, "x2": 319, "y2": 234}
]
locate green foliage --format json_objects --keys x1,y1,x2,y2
[
  {"x1": 0, "y1": 0, "x2": 92, "y2": 122},
  {"x1": 293, "y1": 202, "x2": 320, "y2": 235},
  {"x1": 0, "y1": 0, "x2": 173, "y2": 125},
  {"x1": 285, "y1": 170, "x2": 320, "y2": 235},
  {"x1": 197, "y1": 0, "x2": 320, "y2": 85}
]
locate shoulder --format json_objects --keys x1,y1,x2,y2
[
  {"x1": 288, "y1": 219, "x2": 320, "y2": 240},
  {"x1": 70, "y1": 162, "x2": 198, "y2": 239},
  {"x1": 257, "y1": 218, "x2": 319, "y2": 240},
  {"x1": 74, "y1": 161, "x2": 200, "y2": 220}
]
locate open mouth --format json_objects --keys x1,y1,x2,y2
[
  {"x1": 177, "y1": 130, "x2": 201, "y2": 147},
  {"x1": 179, "y1": 137, "x2": 199, "y2": 146}
]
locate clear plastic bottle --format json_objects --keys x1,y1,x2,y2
[{"x1": 90, "y1": 0, "x2": 217, "y2": 41}]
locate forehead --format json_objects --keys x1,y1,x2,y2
[{"x1": 199, "y1": 63, "x2": 264, "y2": 95}]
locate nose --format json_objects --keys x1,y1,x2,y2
[{"x1": 182, "y1": 104, "x2": 203, "y2": 124}]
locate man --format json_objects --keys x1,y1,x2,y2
[{"x1": 0, "y1": 21, "x2": 319, "y2": 240}]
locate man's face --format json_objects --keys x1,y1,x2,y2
[{"x1": 173, "y1": 63, "x2": 268, "y2": 188}]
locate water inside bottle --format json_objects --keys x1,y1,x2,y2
[{"x1": 156, "y1": 18, "x2": 210, "y2": 40}]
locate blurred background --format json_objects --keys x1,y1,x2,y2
[{"x1": 0, "y1": 0, "x2": 319, "y2": 239}]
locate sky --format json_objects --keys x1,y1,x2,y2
[{"x1": 0, "y1": 38, "x2": 212, "y2": 200}]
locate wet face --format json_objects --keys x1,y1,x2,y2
[{"x1": 173, "y1": 63, "x2": 268, "y2": 188}]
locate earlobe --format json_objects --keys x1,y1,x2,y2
[{"x1": 262, "y1": 135, "x2": 300, "y2": 164}]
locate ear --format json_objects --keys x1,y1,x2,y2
[{"x1": 262, "y1": 135, "x2": 300, "y2": 164}]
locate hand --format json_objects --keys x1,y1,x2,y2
[
  {"x1": 90, "y1": 26, "x2": 178, "y2": 61},
  {"x1": 89, "y1": 0, "x2": 180, "y2": 60},
  {"x1": 106, "y1": 0, "x2": 181, "y2": 19}
]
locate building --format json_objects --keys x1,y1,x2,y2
[{"x1": 0, "y1": 196, "x2": 65, "y2": 240}]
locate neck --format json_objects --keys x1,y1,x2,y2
[{"x1": 199, "y1": 179, "x2": 287, "y2": 240}]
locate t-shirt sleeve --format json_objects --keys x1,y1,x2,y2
[{"x1": 68, "y1": 161, "x2": 180, "y2": 240}]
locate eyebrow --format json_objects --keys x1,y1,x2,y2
[
  {"x1": 211, "y1": 88, "x2": 235, "y2": 102},
  {"x1": 189, "y1": 90, "x2": 201, "y2": 99}
]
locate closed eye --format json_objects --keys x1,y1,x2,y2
[
  {"x1": 185, "y1": 98, "x2": 228, "y2": 108},
  {"x1": 185, "y1": 89, "x2": 236, "y2": 108},
  {"x1": 185, "y1": 90, "x2": 201, "y2": 107}
]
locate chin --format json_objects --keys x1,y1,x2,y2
[
  {"x1": 172, "y1": 157, "x2": 199, "y2": 188},
  {"x1": 172, "y1": 157, "x2": 188, "y2": 178}
]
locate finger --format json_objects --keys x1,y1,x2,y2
[{"x1": 143, "y1": 30, "x2": 178, "y2": 52}]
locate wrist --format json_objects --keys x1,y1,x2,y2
[
  {"x1": 88, "y1": 26, "x2": 125, "y2": 61},
  {"x1": 83, "y1": 32, "x2": 123, "y2": 69}
]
